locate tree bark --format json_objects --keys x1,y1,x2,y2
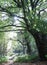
[
  {"x1": 28, "y1": 29, "x2": 47, "y2": 61},
  {"x1": 34, "y1": 33, "x2": 46, "y2": 61}
]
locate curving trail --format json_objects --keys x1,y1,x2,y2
[{"x1": 0, "y1": 61, "x2": 47, "y2": 65}]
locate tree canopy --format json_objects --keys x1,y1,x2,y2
[
  {"x1": 0, "y1": 0, "x2": 47, "y2": 33},
  {"x1": 0, "y1": 0, "x2": 47, "y2": 61}
]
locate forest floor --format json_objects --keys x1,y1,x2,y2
[
  {"x1": 0, "y1": 60, "x2": 13, "y2": 65},
  {"x1": 0, "y1": 61, "x2": 47, "y2": 65},
  {"x1": 0, "y1": 55, "x2": 47, "y2": 65}
]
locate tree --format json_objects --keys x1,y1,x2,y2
[
  {"x1": 0, "y1": 0, "x2": 47, "y2": 61},
  {"x1": 13, "y1": 0, "x2": 47, "y2": 61}
]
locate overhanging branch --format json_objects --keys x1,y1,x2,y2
[
  {"x1": 39, "y1": 8, "x2": 47, "y2": 13},
  {"x1": 0, "y1": 5, "x2": 25, "y2": 19},
  {"x1": 0, "y1": 29, "x2": 25, "y2": 32},
  {"x1": 0, "y1": 24, "x2": 26, "y2": 29},
  {"x1": 38, "y1": 8, "x2": 47, "y2": 17}
]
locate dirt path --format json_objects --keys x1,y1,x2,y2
[
  {"x1": 13, "y1": 62, "x2": 47, "y2": 65},
  {"x1": 1, "y1": 60, "x2": 13, "y2": 65},
  {"x1": 1, "y1": 61, "x2": 47, "y2": 65}
]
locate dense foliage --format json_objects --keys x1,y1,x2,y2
[{"x1": 0, "y1": 0, "x2": 47, "y2": 62}]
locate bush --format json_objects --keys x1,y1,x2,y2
[
  {"x1": 14, "y1": 54, "x2": 39, "y2": 63},
  {"x1": 45, "y1": 55, "x2": 47, "y2": 58},
  {"x1": 0, "y1": 56, "x2": 7, "y2": 63}
]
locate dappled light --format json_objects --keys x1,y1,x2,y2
[{"x1": 0, "y1": 0, "x2": 47, "y2": 65}]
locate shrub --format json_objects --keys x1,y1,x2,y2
[
  {"x1": 14, "y1": 54, "x2": 39, "y2": 63},
  {"x1": 45, "y1": 55, "x2": 47, "y2": 58},
  {"x1": 0, "y1": 56, "x2": 7, "y2": 63}
]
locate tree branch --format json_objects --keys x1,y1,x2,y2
[
  {"x1": 38, "y1": 8, "x2": 47, "y2": 17},
  {"x1": 39, "y1": 8, "x2": 47, "y2": 13},
  {"x1": 9, "y1": 38, "x2": 26, "y2": 45},
  {"x1": 17, "y1": 39, "x2": 27, "y2": 45},
  {"x1": 21, "y1": 0, "x2": 30, "y2": 29},
  {"x1": 0, "y1": 5, "x2": 25, "y2": 19},
  {"x1": 6, "y1": 6, "x2": 17, "y2": 9},
  {"x1": 17, "y1": 19, "x2": 26, "y2": 24},
  {"x1": 0, "y1": 29, "x2": 25, "y2": 32},
  {"x1": 13, "y1": 0, "x2": 18, "y2": 4},
  {"x1": 0, "y1": 24, "x2": 26, "y2": 29},
  {"x1": 30, "y1": 0, "x2": 34, "y2": 10},
  {"x1": 34, "y1": 0, "x2": 39, "y2": 7}
]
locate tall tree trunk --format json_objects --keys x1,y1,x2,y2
[
  {"x1": 28, "y1": 29, "x2": 47, "y2": 61},
  {"x1": 34, "y1": 33, "x2": 46, "y2": 61}
]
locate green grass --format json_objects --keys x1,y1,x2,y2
[
  {"x1": 14, "y1": 54, "x2": 39, "y2": 63},
  {"x1": 0, "y1": 56, "x2": 8, "y2": 63}
]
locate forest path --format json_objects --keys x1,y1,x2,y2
[
  {"x1": 1, "y1": 61, "x2": 47, "y2": 65},
  {"x1": 1, "y1": 60, "x2": 13, "y2": 65},
  {"x1": 13, "y1": 62, "x2": 47, "y2": 65}
]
